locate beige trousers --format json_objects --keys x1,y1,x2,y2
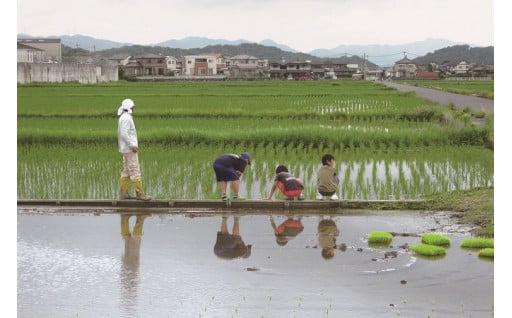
[{"x1": 120, "y1": 152, "x2": 141, "y2": 180}]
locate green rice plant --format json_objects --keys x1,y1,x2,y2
[
  {"x1": 460, "y1": 238, "x2": 494, "y2": 249},
  {"x1": 367, "y1": 231, "x2": 392, "y2": 247},
  {"x1": 392, "y1": 180, "x2": 401, "y2": 200},
  {"x1": 18, "y1": 114, "x2": 491, "y2": 149},
  {"x1": 478, "y1": 248, "x2": 494, "y2": 259},
  {"x1": 421, "y1": 233, "x2": 451, "y2": 246},
  {"x1": 409, "y1": 243, "x2": 447, "y2": 257}
]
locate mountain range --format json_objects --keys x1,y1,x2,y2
[{"x1": 18, "y1": 33, "x2": 492, "y2": 67}]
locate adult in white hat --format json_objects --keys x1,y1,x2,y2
[{"x1": 117, "y1": 98, "x2": 151, "y2": 201}]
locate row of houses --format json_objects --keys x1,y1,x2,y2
[
  {"x1": 110, "y1": 53, "x2": 366, "y2": 80},
  {"x1": 17, "y1": 38, "x2": 493, "y2": 81},
  {"x1": 392, "y1": 55, "x2": 494, "y2": 78},
  {"x1": 113, "y1": 53, "x2": 493, "y2": 80}
]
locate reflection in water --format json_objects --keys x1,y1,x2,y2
[
  {"x1": 17, "y1": 211, "x2": 494, "y2": 317},
  {"x1": 119, "y1": 213, "x2": 150, "y2": 316},
  {"x1": 213, "y1": 216, "x2": 252, "y2": 259},
  {"x1": 317, "y1": 216, "x2": 340, "y2": 260},
  {"x1": 269, "y1": 215, "x2": 304, "y2": 246}
]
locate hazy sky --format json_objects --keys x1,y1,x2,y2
[{"x1": 17, "y1": 0, "x2": 494, "y2": 52}]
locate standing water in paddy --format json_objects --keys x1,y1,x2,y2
[{"x1": 17, "y1": 209, "x2": 493, "y2": 318}]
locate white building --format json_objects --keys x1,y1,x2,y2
[
  {"x1": 17, "y1": 38, "x2": 62, "y2": 62},
  {"x1": 165, "y1": 56, "x2": 179, "y2": 74},
  {"x1": 183, "y1": 55, "x2": 219, "y2": 76},
  {"x1": 17, "y1": 43, "x2": 45, "y2": 63},
  {"x1": 226, "y1": 55, "x2": 269, "y2": 78}
]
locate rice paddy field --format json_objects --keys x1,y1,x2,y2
[{"x1": 17, "y1": 80, "x2": 494, "y2": 200}]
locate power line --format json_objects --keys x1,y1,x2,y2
[{"x1": 366, "y1": 51, "x2": 421, "y2": 58}]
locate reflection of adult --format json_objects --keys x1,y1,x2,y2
[
  {"x1": 117, "y1": 98, "x2": 151, "y2": 200},
  {"x1": 121, "y1": 214, "x2": 149, "y2": 264},
  {"x1": 317, "y1": 216, "x2": 339, "y2": 260},
  {"x1": 214, "y1": 216, "x2": 252, "y2": 259},
  {"x1": 269, "y1": 215, "x2": 304, "y2": 246},
  {"x1": 120, "y1": 213, "x2": 150, "y2": 314}
]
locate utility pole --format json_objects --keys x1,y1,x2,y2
[
  {"x1": 76, "y1": 43, "x2": 80, "y2": 64},
  {"x1": 363, "y1": 52, "x2": 367, "y2": 80}
]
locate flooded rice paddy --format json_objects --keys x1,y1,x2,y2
[{"x1": 17, "y1": 208, "x2": 493, "y2": 318}]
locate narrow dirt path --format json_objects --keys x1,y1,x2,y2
[{"x1": 379, "y1": 81, "x2": 494, "y2": 113}]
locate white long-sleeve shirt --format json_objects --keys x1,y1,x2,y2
[{"x1": 118, "y1": 112, "x2": 138, "y2": 153}]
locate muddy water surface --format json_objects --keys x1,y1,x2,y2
[{"x1": 17, "y1": 208, "x2": 493, "y2": 318}]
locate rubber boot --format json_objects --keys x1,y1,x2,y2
[
  {"x1": 133, "y1": 178, "x2": 152, "y2": 201},
  {"x1": 120, "y1": 177, "x2": 134, "y2": 199},
  {"x1": 133, "y1": 215, "x2": 148, "y2": 236},
  {"x1": 121, "y1": 214, "x2": 131, "y2": 237}
]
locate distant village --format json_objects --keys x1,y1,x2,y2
[{"x1": 17, "y1": 38, "x2": 494, "y2": 84}]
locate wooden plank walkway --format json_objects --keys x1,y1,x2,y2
[{"x1": 17, "y1": 199, "x2": 430, "y2": 210}]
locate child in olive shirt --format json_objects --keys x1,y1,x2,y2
[{"x1": 316, "y1": 154, "x2": 340, "y2": 200}]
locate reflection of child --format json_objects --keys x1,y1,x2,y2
[
  {"x1": 214, "y1": 216, "x2": 252, "y2": 259},
  {"x1": 316, "y1": 154, "x2": 340, "y2": 200},
  {"x1": 269, "y1": 216, "x2": 304, "y2": 246},
  {"x1": 317, "y1": 217, "x2": 340, "y2": 260},
  {"x1": 265, "y1": 165, "x2": 304, "y2": 200}
]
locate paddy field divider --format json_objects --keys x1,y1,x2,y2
[{"x1": 17, "y1": 198, "x2": 429, "y2": 211}]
